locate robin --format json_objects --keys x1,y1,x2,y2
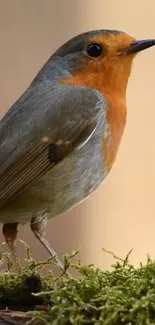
[{"x1": 0, "y1": 29, "x2": 154, "y2": 272}]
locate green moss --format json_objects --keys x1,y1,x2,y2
[
  {"x1": 1, "y1": 244, "x2": 155, "y2": 324},
  {"x1": 0, "y1": 242, "x2": 55, "y2": 308}
]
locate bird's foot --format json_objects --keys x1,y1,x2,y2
[
  {"x1": 30, "y1": 214, "x2": 72, "y2": 278},
  {"x1": 2, "y1": 222, "x2": 20, "y2": 273}
]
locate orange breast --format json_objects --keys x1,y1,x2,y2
[
  {"x1": 61, "y1": 58, "x2": 127, "y2": 174},
  {"x1": 101, "y1": 92, "x2": 126, "y2": 172}
]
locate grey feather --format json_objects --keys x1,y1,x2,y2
[
  {"x1": 0, "y1": 29, "x2": 110, "y2": 222},
  {"x1": 0, "y1": 62, "x2": 105, "y2": 207}
]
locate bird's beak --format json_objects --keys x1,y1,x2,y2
[{"x1": 123, "y1": 39, "x2": 155, "y2": 55}]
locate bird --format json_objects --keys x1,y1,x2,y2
[{"x1": 0, "y1": 29, "x2": 154, "y2": 273}]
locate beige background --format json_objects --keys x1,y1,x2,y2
[{"x1": 0, "y1": 0, "x2": 155, "y2": 272}]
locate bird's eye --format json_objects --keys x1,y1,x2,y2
[{"x1": 86, "y1": 43, "x2": 103, "y2": 58}]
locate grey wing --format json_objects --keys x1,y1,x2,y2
[{"x1": 0, "y1": 80, "x2": 103, "y2": 208}]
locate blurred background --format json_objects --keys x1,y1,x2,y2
[{"x1": 0, "y1": 0, "x2": 155, "y2": 271}]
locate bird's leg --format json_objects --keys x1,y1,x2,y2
[
  {"x1": 30, "y1": 214, "x2": 71, "y2": 277},
  {"x1": 2, "y1": 222, "x2": 20, "y2": 271}
]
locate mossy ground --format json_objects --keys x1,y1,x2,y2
[{"x1": 1, "y1": 243, "x2": 155, "y2": 325}]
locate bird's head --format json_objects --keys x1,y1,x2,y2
[{"x1": 55, "y1": 29, "x2": 155, "y2": 96}]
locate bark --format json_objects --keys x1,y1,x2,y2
[{"x1": 0, "y1": 311, "x2": 30, "y2": 325}]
